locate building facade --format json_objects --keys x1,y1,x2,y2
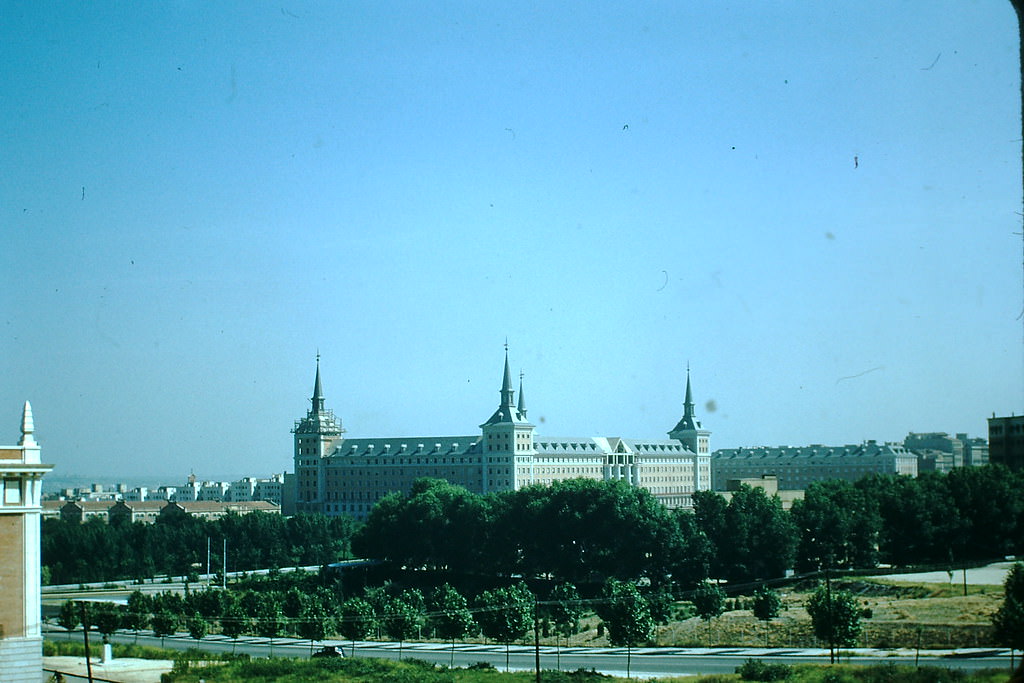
[
  {"x1": 711, "y1": 440, "x2": 918, "y2": 490},
  {"x1": 988, "y1": 414, "x2": 1024, "y2": 471},
  {"x1": 0, "y1": 403, "x2": 52, "y2": 683},
  {"x1": 293, "y1": 354, "x2": 711, "y2": 520}
]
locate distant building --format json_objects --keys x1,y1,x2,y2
[
  {"x1": 159, "y1": 500, "x2": 280, "y2": 521},
  {"x1": 958, "y1": 433, "x2": 989, "y2": 467},
  {"x1": 107, "y1": 500, "x2": 166, "y2": 524},
  {"x1": 253, "y1": 474, "x2": 285, "y2": 504},
  {"x1": 122, "y1": 486, "x2": 148, "y2": 501},
  {"x1": 0, "y1": 402, "x2": 53, "y2": 682},
  {"x1": 988, "y1": 414, "x2": 1024, "y2": 471},
  {"x1": 292, "y1": 353, "x2": 712, "y2": 521},
  {"x1": 718, "y1": 475, "x2": 804, "y2": 510},
  {"x1": 900, "y1": 431, "x2": 991, "y2": 472},
  {"x1": 711, "y1": 440, "x2": 917, "y2": 490},
  {"x1": 59, "y1": 500, "x2": 111, "y2": 523},
  {"x1": 198, "y1": 481, "x2": 230, "y2": 502}
]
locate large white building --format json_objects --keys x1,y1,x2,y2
[{"x1": 292, "y1": 353, "x2": 711, "y2": 520}]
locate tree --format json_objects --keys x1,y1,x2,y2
[
  {"x1": 123, "y1": 591, "x2": 150, "y2": 643},
  {"x1": 429, "y1": 583, "x2": 476, "y2": 667},
  {"x1": 220, "y1": 603, "x2": 249, "y2": 654},
  {"x1": 993, "y1": 562, "x2": 1024, "y2": 671},
  {"x1": 691, "y1": 581, "x2": 726, "y2": 645},
  {"x1": 255, "y1": 597, "x2": 285, "y2": 656},
  {"x1": 546, "y1": 582, "x2": 583, "y2": 670},
  {"x1": 598, "y1": 580, "x2": 653, "y2": 679},
  {"x1": 150, "y1": 610, "x2": 178, "y2": 647},
  {"x1": 647, "y1": 584, "x2": 675, "y2": 645},
  {"x1": 58, "y1": 600, "x2": 79, "y2": 639},
  {"x1": 92, "y1": 602, "x2": 122, "y2": 644},
  {"x1": 382, "y1": 595, "x2": 424, "y2": 660},
  {"x1": 187, "y1": 613, "x2": 208, "y2": 642},
  {"x1": 297, "y1": 603, "x2": 332, "y2": 655},
  {"x1": 752, "y1": 586, "x2": 782, "y2": 647},
  {"x1": 791, "y1": 480, "x2": 880, "y2": 572},
  {"x1": 338, "y1": 597, "x2": 375, "y2": 657},
  {"x1": 475, "y1": 584, "x2": 534, "y2": 671},
  {"x1": 710, "y1": 486, "x2": 797, "y2": 582},
  {"x1": 806, "y1": 583, "x2": 862, "y2": 663}
]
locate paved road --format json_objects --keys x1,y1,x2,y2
[
  {"x1": 871, "y1": 561, "x2": 1015, "y2": 586},
  {"x1": 48, "y1": 629, "x2": 1013, "y2": 679}
]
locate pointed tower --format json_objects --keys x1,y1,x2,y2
[
  {"x1": 480, "y1": 348, "x2": 535, "y2": 492},
  {"x1": 0, "y1": 402, "x2": 53, "y2": 682},
  {"x1": 517, "y1": 371, "x2": 527, "y2": 419},
  {"x1": 668, "y1": 367, "x2": 711, "y2": 489},
  {"x1": 292, "y1": 356, "x2": 344, "y2": 513}
]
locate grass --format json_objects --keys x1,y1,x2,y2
[
  {"x1": 43, "y1": 639, "x2": 238, "y2": 663},
  {"x1": 164, "y1": 657, "x2": 633, "y2": 683},
  {"x1": 159, "y1": 655, "x2": 1015, "y2": 683}
]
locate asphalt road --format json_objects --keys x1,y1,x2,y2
[{"x1": 48, "y1": 628, "x2": 1013, "y2": 679}]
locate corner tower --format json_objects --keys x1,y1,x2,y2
[
  {"x1": 0, "y1": 402, "x2": 53, "y2": 682},
  {"x1": 292, "y1": 356, "x2": 344, "y2": 513},
  {"x1": 480, "y1": 350, "x2": 535, "y2": 492}
]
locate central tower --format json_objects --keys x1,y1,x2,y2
[
  {"x1": 479, "y1": 349, "x2": 535, "y2": 492},
  {"x1": 668, "y1": 368, "x2": 712, "y2": 490}
]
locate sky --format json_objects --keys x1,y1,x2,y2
[{"x1": 2, "y1": 1, "x2": 1022, "y2": 483}]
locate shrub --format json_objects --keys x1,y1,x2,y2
[{"x1": 737, "y1": 657, "x2": 792, "y2": 681}]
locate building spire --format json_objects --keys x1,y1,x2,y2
[
  {"x1": 683, "y1": 365, "x2": 694, "y2": 419},
  {"x1": 18, "y1": 400, "x2": 35, "y2": 447},
  {"x1": 669, "y1": 365, "x2": 703, "y2": 437},
  {"x1": 517, "y1": 370, "x2": 527, "y2": 418},
  {"x1": 500, "y1": 347, "x2": 515, "y2": 407},
  {"x1": 312, "y1": 354, "x2": 325, "y2": 412}
]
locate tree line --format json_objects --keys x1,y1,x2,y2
[
  {"x1": 355, "y1": 465, "x2": 1024, "y2": 588},
  {"x1": 42, "y1": 510, "x2": 357, "y2": 585}
]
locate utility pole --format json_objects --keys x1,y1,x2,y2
[
  {"x1": 825, "y1": 566, "x2": 835, "y2": 665},
  {"x1": 534, "y1": 597, "x2": 541, "y2": 683},
  {"x1": 79, "y1": 601, "x2": 94, "y2": 683},
  {"x1": 206, "y1": 536, "x2": 211, "y2": 586},
  {"x1": 222, "y1": 538, "x2": 227, "y2": 589}
]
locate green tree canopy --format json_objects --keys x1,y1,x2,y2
[
  {"x1": 338, "y1": 597, "x2": 376, "y2": 656},
  {"x1": 382, "y1": 595, "x2": 424, "y2": 658},
  {"x1": 791, "y1": 480, "x2": 880, "y2": 572},
  {"x1": 187, "y1": 613, "x2": 208, "y2": 641},
  {"x1": 598, "y1": 579, "x2": 653, "y2": 679},
  {"x1": 475, "y1": 584, "x2": 534, "y2": 671},
  {"x1": 429, "y1": 583, "x2": 477, "y2": 666},
  {"x1": 806, "y1": 583, "x2": 862, "y2": 662},
  {"x1": 91, "y1": 602, "x2": 122, "y2": 644},
  {"x1": 58, "y1": 600, "x2": 79, "y2": 634},
  {"x1": 993, "y1": 563, "x2": 1024, "y2": 655},
  {"x1": 691, "y1": 581, "x2": 726, "y2": 623}
]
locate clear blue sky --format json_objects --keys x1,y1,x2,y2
[{"x1": 2, "y1": 2, "x2": 1021, "y2": 482}]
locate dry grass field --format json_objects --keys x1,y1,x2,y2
[{"x1": 563, "y1": 579, "x2": 1003, "y2": 651}]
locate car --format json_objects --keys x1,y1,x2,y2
[{"x1": 311, "y1": 645, "x2": 343, "y2": 658}]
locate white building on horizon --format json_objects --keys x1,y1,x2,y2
[{"x1": 292, "y1": 352, "x2": 712, "y2": 520}]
